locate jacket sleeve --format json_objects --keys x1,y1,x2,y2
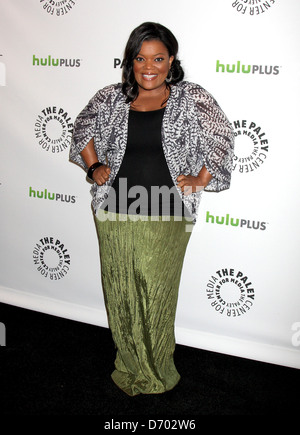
[
  {"x1": 69, "y1": 89, "x2": 107, "y2": 171},
  {"x1": 190, "y1": 84, "x2": 235, "y2": 192}
]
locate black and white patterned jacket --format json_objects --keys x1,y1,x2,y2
[{"x1": 69, "y1": 81, "x2": 234, "y2": 223}]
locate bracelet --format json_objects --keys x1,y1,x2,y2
[{"x1": 87, "y1": 162, "x2": 103, "y2": 180}]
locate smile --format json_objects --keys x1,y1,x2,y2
[{"x1": 142, "y1": 74, "x2": 158, "y2": 80}]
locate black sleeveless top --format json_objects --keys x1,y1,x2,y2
[{"x1": 103, "y1": 107, "x2": 187, "y2": 216}]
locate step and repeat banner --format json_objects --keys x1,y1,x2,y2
[{"x1": 1, "y1": 0, "x2": 300, "y2": 368}]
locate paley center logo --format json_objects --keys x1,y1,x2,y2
[
  {"x1": 231, "y1": 0, "x2": 276, "y2": 16},
  {"x1": 33, "y1": 236, "x2": 70, "y2": 280},
  {"x1": 206, "y1": 268, "x2": 255, "y2": 317},
  {"x1": 232, "y1": 119, "x2": 269, "y2": 173},
  {"x1": 34, "y1": 106, "x2": 73, "y2": 153},
  {"x1": 40, "y1": 0, "x2": 76, "y2": 16}
]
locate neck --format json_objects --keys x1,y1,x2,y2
[{"x1": 131, "y1": 84, "x2": 170, "y2": 112}]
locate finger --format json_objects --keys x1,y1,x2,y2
[
  {"x1": 96, "y1": 177, "x2": 106, "y2": 186},
  {"x1": 94, "y1": 177, "x2": 102, "y2": 185},
  {"x1": 100, "y1": 175, "x2": 108, "y2": 183},
  {"x1": 94, "y1": 166, "x2": 110, "y2": 182},
  {"x1": 177, "y1": 179, "x2": 191, "y2": 189},
  {"x1": 101, "y1": 170, "x2": 110, "y2": 180},
  {"x1": 94, "y1": 172, "x2": 108, "y2": 185},
  {"x1": 183, "y1": 185, "x2": 192, "y2": 196},
  {"x1": 178, "y1": 183, "x2": 186, "y2": 193},
  {"x1": 178, "y1": 181, "x2": 192, "y2": 194}
]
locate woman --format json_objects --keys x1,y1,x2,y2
[{"x1": 70, "y1": 22, "x2": 234, "y2": 396}]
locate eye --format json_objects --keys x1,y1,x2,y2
[
  {"x1": 155, "y1": 57, "x2": 164, "y2": 62},
  {"x1": 135, "y1": 57, "x2": 144, "y2": 62}
]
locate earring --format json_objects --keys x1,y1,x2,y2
[{"x1": 165, "y1": 70, "x2": 172, "y2": 83}]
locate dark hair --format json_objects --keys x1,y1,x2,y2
[{"x1": 122, "y1": 22, "x2": 184, "y2": 103}]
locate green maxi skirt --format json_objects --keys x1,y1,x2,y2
[{"x1": 95, "y1": 209, "x2": 192, "y2": 396}]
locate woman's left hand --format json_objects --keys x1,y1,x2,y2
[
  {"x1": 177, "y1": 174, "x2": 204, "y2": 195},
  {"x1": 177, "y1": 167, "x2": 213, "y2": 195}
]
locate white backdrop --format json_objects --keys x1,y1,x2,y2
[{"x1": 1, "y1": 0, "x2": 300, "y2": 369}]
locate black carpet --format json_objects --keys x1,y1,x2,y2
[{"x1": 0, "y1": 302, "x2": 299, "y2": 417}]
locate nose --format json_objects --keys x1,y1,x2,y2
[{"x1": 144, "y1": 59, "x2": 154, "y2": 69}]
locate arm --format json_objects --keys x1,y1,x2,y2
[
  {"x1": 177, "y1": 84, "x2": 234, "y2": 195},
  {"x1": 177, "y1": 166, "x2": 212, "y2": 196},
  {"x1": 69, "y1": 87, "x2": 108, "y2": 172},
  {"x1": 80, "y1": 138, "x2": 111, "y2": 185}
]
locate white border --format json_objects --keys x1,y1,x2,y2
[{"x1": 1, "y1": 286, "x2": 299, "y2": 370}]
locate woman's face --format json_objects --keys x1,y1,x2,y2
[{"x1": 133, "y1": 40, "x2": 174, "y2": 93}]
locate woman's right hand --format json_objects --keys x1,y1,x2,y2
[
  {"x1": 92, "y1": 165, "x2": 111, "y2": 185},
  {"x1": 80, "y1": 138, "x2": 111, "y2": 185}
]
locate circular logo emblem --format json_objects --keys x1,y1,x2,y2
[
  {"x1": 231, "y1": 0, "x2": 276, "y2": 16},
  {"x1": 41, "y1": 1, "x2": 76, "y2": 16},
  {"x1": 34, "y1": 106, "x2": 73, "y2": 153},
  {"x1": 232, "y1": 120, "x2": 269, "y2": 173},
  {"x1": 206, "y1": 268, "x2": 255, "y2": 317},
  {"x1": 33, "y1": 237, "x2": 70, "y2": 280}
]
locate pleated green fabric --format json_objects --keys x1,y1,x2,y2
[{"x1": 95, "y1": 210, "x2": 192, "y2": 396}]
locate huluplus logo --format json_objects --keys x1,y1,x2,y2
[
  {"x1": 33, "y1": 55, "x2": 81, "y2": 68},
  {"x1": 231, "y1": 0, "x2": 276, "y2": 16},
  {"x1": 205, "y1": 211, "x2": 268, "y2": 231},
  {"x1": 40, "y1": 0, "x2": 76, "y2": 16},
  {"x1": 29, "y1": 186, "x2": 76, "y2": 204},
  {"x1": 216, "y1": 60, "x2": 280, "y2": 75}
]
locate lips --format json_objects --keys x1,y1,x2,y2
[{"x1": 142, "y1": 74, "x2": 158, "y2": 80}]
